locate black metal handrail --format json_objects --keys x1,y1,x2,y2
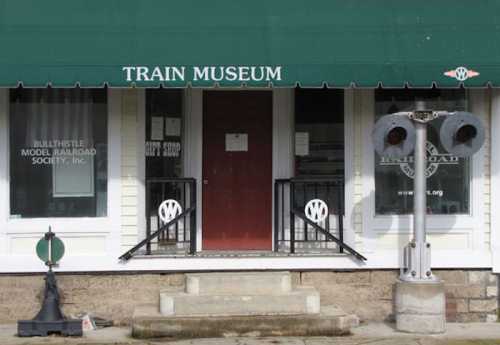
[
  {"x1": 274, "y1": 177, "x2": 366, "y2": 261},
  {"x1": 119, "y1": 177, "x2": 197, "y2": 261},
  {"x1": 292, "y1": 208, "x2": 366, "y2": 261},
  {"x1": 119, "y1": 206, "x2": 195, "y2": 261}
]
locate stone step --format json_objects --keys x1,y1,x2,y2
[
  {"x1": 185, "y1": 271, "x2": 292, "y2": 295},
  {"x1": 133, "y1": 304, "x2": 359, "y2": 339},
  {"x1": 160, "y1": 286, "x2": 320, "y2": 316}
]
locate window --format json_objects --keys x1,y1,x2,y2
[
  {"x1": 293, "y1": 88, "x2": 344, "y2": 212},
  {"x1": 145, "y1": 89, "x2": 184, "y2": 227},
  {"x1": 294, "y1": 88, "x2": 344, "y2": 178},
  {"x1": 374, "y1": 89, "x2": 469, "y2": 215},
  {"x1": 9, "y1": 88, "x2": 107, "y2": 218},
  {"x1": 145, "y1": 89, "x2": 183, "y2": 179}
]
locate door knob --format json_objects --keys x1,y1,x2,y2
[{"x1": 203, "y1": 180, "x2": 208, "y2": 185}]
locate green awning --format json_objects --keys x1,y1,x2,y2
[{"x1": 1, "y1": 0, "x2": 500, "y2": 87}]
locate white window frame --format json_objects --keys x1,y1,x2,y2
[
  {"x1": 491, "y1": 88, "x2": 500, "y2": 272},
  {"x1": 0, "y1": 88, "x2": 122, "y2": 257},
  {"x1": 361, "y1": 89, "x2": 486, "y2": 254}
]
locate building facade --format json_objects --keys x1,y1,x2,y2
[{"x1": 0, "y1": 0, "x2": 499, "y2": 323}]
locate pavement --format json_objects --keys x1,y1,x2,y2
[{"x1": 0, "y1": 322, "x2": 500, "y2": 345}]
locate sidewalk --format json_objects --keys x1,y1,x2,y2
[{"x1": 1, "y1": 322, "x2": 499, "y2": 345}]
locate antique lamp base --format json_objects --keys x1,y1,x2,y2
[
  {"x1": 18, "y1": 319, "x2": 83, "y2": 337},
  {"x1": 17, "y1": 255, "x2": 83, "y2": 337}
]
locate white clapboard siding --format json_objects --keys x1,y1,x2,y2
[{"x1": 121, "y1": 89, "x2": 139, "y2": 251}]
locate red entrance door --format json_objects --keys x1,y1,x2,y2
[{"x1": 202, "y1": 91, "x2": 272, "y2": 250}]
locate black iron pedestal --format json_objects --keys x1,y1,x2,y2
[{"x1": 17, "y1": 270, "x2": 82, "y2": 336}]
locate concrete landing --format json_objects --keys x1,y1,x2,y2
[{"x1": 132, "y1": 304, "x2": 359, "y2": 339}]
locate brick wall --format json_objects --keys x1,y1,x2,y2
[{"x1": 443, "y1": 270, "x2": 498, "y2": 322}]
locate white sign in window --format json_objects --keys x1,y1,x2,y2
[
  {"x1": 225, "y1": 133, "x2": 248, "y2": 152},
  {"x1": 295, "y1": 132, "x2": 309, "y2": 156},
  {"x1": 165, "y1": 117, "x2": 181, "y2": 136},
  {"x1": 150, "y1": 116, "x2": 164, "y2": 140},
  {"x1": 52, "y1": 154, "x2": 95, "y2": 198}
]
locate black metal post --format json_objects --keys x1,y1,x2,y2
[
  {"x1": 290, "y1": 181, "x2": 295, "y2": 254},
  {"x1": 281, "y1": 182, "x2": 285, "y2": 248},
  {"x1": 145, "y1": 181, "x2": 151, "y2": 255},
  {"x1": 274, "y1": 181, "x2": 279, "y2": 252},
  {"x1": 338, "y1": 184, "x2": 344, "y2": 253},
  {"x1": 189, "y1": 179, "x2": 197, "y2": 255}
]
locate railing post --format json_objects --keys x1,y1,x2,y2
[
  {"x1": 145, "y1": 181, "x2": 151, "y2": 255},
  {"x1": 274, "y1": 181, "x2": 279, "y2": 252},
  {"x1": 337, "y1": 183, "x2": 344, "y2": 253},
  {"x1": 189, "y1": 179, "x2": 197, "y2": 255},
  {"x1": 290, "y1": 180, "x2": 295, "y2": 254}
]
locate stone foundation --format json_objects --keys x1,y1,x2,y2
[
  {"x1": 0, "y1": 273, "x2": 185, "y2": 325},
  {"x1": 300, "y1": 269, "x2": 499, "y2": 323},
  {"x1": 0, "y1": 269, "x2": 497, "y2": 325}
]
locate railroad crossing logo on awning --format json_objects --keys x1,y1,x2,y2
[
  {"x1": 444, "y1": 67, "x2": 479, "y2": 81},
  {"x1": 158, "y1": 199, "x2": 182, "y2": 224},
  {"x1": 305, "y1": 199, "x2": 328, "y2": 224}
]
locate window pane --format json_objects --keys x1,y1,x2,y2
[
  {"x1": 374, "y1": 89, "x2": 469, "y2": 215},
  {"x1": 145, "y1": 89, "x2": 183, "y2": 179},
  {"x1": 294, "y1": 88, "x2": 344, "y2": 178},
  {"x1": 9, "y1": 88, "x2": 108, "y2": 218}
]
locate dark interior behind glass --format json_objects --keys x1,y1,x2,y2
[
  {"x1": 10, "y1": 88, "x2": 107, "y2": 218},
  {"x1": 374, "y1": 88, "x2": 469, "y2": 215},
  {"x1": 294, "y1": 88, "x2": 344, "y2": 178}
]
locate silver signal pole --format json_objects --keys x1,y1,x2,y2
[
  {"x1": 412, "y1": 101, "x2": 433, "y2": 281},
  {"x1": 400, "y1": 101, "x2": 439, "y2": 282},
  {"x1": 376, "y1": 102, "x2": 486, "y2": 333}
]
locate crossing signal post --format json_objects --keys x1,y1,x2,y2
[{"x1": 372, "y1": 102, "x2": 485, "y2": 332}]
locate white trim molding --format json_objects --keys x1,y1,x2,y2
[
  {"x1": 491, "y1": 88, "x2": 500, "y2": 272},
  {"x1": 137, "y1": 89, "x2": 146, "y2": 242},
  {"x1": 344, "y1": 88, "x2": 356, "y2": 247},
  {"x1": 0, "y1": 89, "x2": 8, "y2": 256},
  {"x1": 0, "y1": 248, "x2": 491, "y2": 273},
  {"x1": 272, "y1": 88, "x2": 294, "y2": 249},
  {"x1": 184, "y1": 87, "x2": 203, "y2": 251}
]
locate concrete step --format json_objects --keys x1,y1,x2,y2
[
  {"x1": 133, "y1": 304, "x2": 359, "y2": 339},
  {"x1": 160, "y1": 286, "x2": 320, "y2": 316},
  {"x1": 185, "y1": 271, "x2": 292, "y2": 295}
]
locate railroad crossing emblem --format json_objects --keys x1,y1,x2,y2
[
  {"x1": 158, "y1": 199, "x2": 182, "y2": 223},
  {"x1": 379, "y1": 141, "x2": 459, "y2": 179},
  {"x1": 444, "y1": 66, "x2": 479, "y2": 82},
  {"x1": 305, "y1": 199, "x2": 328, "y2": 224}
]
